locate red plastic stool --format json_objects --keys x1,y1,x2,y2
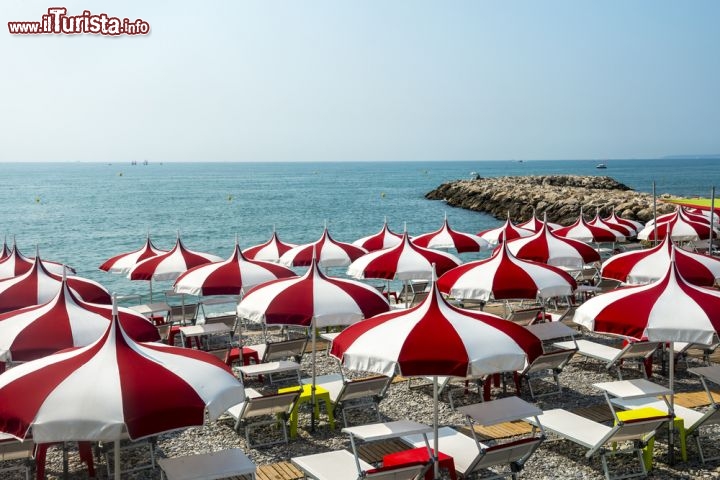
[
  {"x1": 383, "y1": 447, "x2": 457, "y2": 480},
  {"x1": 225, "y1": 347, "x2": 260, "y2": 367},
  {"x1": 35, "y1": 442, "x2": 95, "y2": 480}
]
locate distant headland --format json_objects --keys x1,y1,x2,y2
[{"x1": 426, "y1": 175, "x2": 676, "y2": 225}]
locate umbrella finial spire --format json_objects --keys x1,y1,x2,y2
[
  {"x1": 112, "y1": 293, "x2": 118, "y2": 317},
  {"x1": 235, "y1": 233, "x2": 239, "y2": 247}
]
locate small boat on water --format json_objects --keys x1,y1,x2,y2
[{"x1": 596, "y1": 163, "x2": 607, "y2": 169}]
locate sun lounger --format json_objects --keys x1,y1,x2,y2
[
  {"x1": 302, "y1": 374, "x2": 393, "y2": 427},
  {"x1": 0, "y1": 433, "x2": 33, "y2": 480},
  {"x1": 525, "y1": 408, "x2": 670, "y2": 480},
  {"x1": 158, "y1": 447, "x2": 256, "y2": 480},
  {"x1": 403, "y1": 397, "x2": 544, "y2": 480},
  {"x1": 553, "y1": 339, "x2": 659, "y2": 380},
  {"x1": 292, "y1": 420, "x2": 432, "y2": 480},
  {"x1": 225, "y1": 387, "x2": 300, "y2": 448},
  {"x1": 244, "y1": 337, "x2": 308, "y2": 364}
]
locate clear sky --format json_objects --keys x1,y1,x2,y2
[{"x1": 1, "y1": 0, "x2": 718, "y2": 162}]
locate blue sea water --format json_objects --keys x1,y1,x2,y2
[{"x1": 1, "y1": 158, "x2": 716, "y2": 302}]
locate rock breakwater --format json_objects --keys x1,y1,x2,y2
[{"x1": 426, "y1": 175, "x2": 675, "y2": 225}]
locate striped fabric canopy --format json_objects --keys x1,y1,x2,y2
[
  {"x1": 438, "y1": 242, "x2": 577, "y2": 302},
  {"x1": 174, "y1": 243, "x2": 295, "y2": 296},
  {"x1": 0, "y1": 258, "x2": 111, "y2": 313},
  {"x1": 347, "y1": 233, "x2": 461, "y2": 281},
  {"x1": 0, "y1": 310, "x2": 243, "y2": 443},
  {"x1": 331, "y1": 281, "x2": 543, "y2": 378}
]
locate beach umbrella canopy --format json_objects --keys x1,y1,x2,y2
[
  {"x1": 347, "y1": 233, "x2": 462, "y2": 281},
  {"x1": 516, "y1": 215, "x2": 562, "y2": 233},
  {"x1": 649, "y1": 207, "x2": 712, "y2": 227},
  {"x1": 0, "y1": 307, "x2": 244, "y2": 479},
  {"x1": 477, "y1": 218, "x2": 534, "y2": 246},
  {"x1": 601, "y1": 236, "x2": 720, "y2": 287},
  {"x1": 412, "y1": 217, "x2": 489, "y2": 253},
  {"x1": 174, "y1": 242, "x2": 295, "y2": 297},
  {"x1": 242, "y1": 230, "x2": 297, "y2": 262},
  {"x1": 279, "y1": 227, "x2": 367, "y2": 268},
  {"x1": 588, "y1": 214, "x2": 634, "y2": 237},
  {"x1": 437, "y1": 242, "x2": 577, "y2": 302},
  {"x1": 0, "y1": 279, "x2": 159, "y2": 363},
  {"x1": 352, "y1": 221, "x2": 403, "y2": 252},
  {"x1": 0, "y1": 245, "x2": 73, "y2": 279},
  {"x1": 128, "y1": 235, "x2": 222, "y2": 282},
  {"x1": 99, "y1": 234, "x2": 166, "y2": 274},
  {"x1": 554, "y1": 215, "x2": 626, "y2": 243},
  {"x1": 637, "y1": 213, "x2": 716, "y2": 242},
  {"x1": 575, "y1": 261, "x2": 720, "y2": 344},
  {"x1": 0, "y1": 257, "x2": 111, "y2": 313},
  {"x1": 603, "y1": 211, "x2": 644, "y2": 235},
  {"x1": 506, "y1": 223, "x2": 601, "y2": 269},
  {"x1": 237, "y1": 258, "x2": 389, "y2": 327},
  {"x1": 331, "y1": 279, "x2": 543, "y2": 478}
]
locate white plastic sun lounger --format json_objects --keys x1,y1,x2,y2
[
  {"x1": 402, "y1": 426, "x2": 542, "y2": 480},
  {"x1": 525, "y1": 408, "x2": 670, "y2": 480},
  {"x1": 553, "y1": 339, "x2": 658, "y2": 380}
]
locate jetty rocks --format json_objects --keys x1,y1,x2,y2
[{"x1": 426, "y1": 175, "x2": 675, "y2": 225}]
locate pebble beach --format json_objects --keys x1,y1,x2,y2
[{"x1": 28, "y1": 314, "x2": 720, "y2": 480}]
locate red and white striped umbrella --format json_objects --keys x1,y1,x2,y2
[
  {"x1": 330, "y1": 279, "x2": 543, "y2": 478},
  {"x1": 601, "y1": 236, "x2": 720, "y2": 287},
  {"x1": 438, "y1": 242, "x2": 577, "y2": 302},
  {"x1": 352, "y1": 221, "x2": 403, "y2": 252},
  {"x1": 237, "y1": 258, "x2": 389, "y2": 328},
  {"x1": 331, "y1": 281, "x2": 542, "y2": 377},
  {"x1": 347, "y1": 233, "x2": 461, "y2": 281},
  {"x1": 516, "y1": 216, "x2": 562, "y2": 232},
  {"x1": 279, "y1": 227, "x2": 367, "y2": 268},
  {"x1": 477, "y1": 218, "x2": 534, "y2": 246},
  {"x1": 554, "y1": 215, "x2": 626, "y2": 243},
  {"x1": 0, "y1": 308, "x2": 243, "y2": 478},
  {"x1": 0, "y1": 282, "x2": 159, "y2": 363},
  {"x1": 242, "y1": 231, "x2": 297, "y2": 262},
  {"x1": 0, "y1": 258, "x2": 111, "y2": 313},
  {"x1": 575, "y1": 261, "x2": 720, "y2": 346},
  {"x1": 650, "y1": 206, "x2": 712, "y2": 227},
  {"x1": 99, "y1": 234, "x2": 166, "y2": 274},
  {"x1": 637, "y1": 213, "x2": 716, "y2": 242},
  {"x1": 128, "y1": 236, "x2": 222, "y2": 282},
  {"x1": 603, "y1": 211, "x2": 644, "y2": 235},
  {"x1": 412, "y1": 217, "x2": 489, "y2": 253},
  {"x1": 588, "y1": 214, "x2": 634, "y2": 237},
  {"x1": 237, "y1": 257, "x2": 390, "y2": 432},
  {"x1": 0, "y1": 245, "x2": 74, "y2": 279},
  {"x1": 174, "y1": 242, "x2": 296, "y2": 297},
  {"x1": 506, "y1": 223, "x2": 601, "y2": 269}
]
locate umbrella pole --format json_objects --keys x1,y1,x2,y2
[
  {"x1": 114, "y1": 439, "x2": 121, "y2": 479},
  {"x1": 149, "y1": 279, "x2": 153, "y2": 303},
  {"x1": 433, "y1": 376, "x2": 440, "y2": 480},
  {"x1": 311, "y1": 317, "x2": 317, "y2": 432},
  {"x1": 710, "y1": 187, "x2": 716, "y2": 257},
  {"x1": 652, "y1": 181, "x2": 658, "y2": 246},
  {"x1": 668, "y1": 343, "x2": 675, "y2": 465}
]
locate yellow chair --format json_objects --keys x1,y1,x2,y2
[
  {"x1": 614, "y1": 407, "x2": 686, "y2": 470},
  {"x1": 278, "y1": 384, "x2": 335, "y2": 438}
]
